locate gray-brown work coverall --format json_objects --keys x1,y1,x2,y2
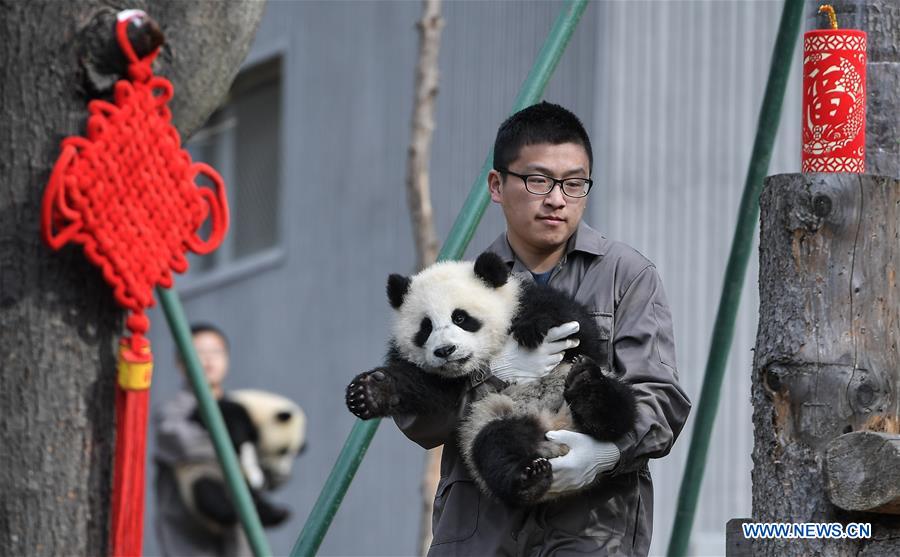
[
  {"x1": 153, "y1": 389, "x2": 251, "y2": 557},
  {"x1": 396, "y1": 222, "x2": 691, "y2": 556}
]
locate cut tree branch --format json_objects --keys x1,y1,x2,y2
[
  {"x1": 404, "y1": 1, "x2": 444, "y2": 555},
  {"x1": 406, "y1": 0, "x2": 443, "y2": 273}
]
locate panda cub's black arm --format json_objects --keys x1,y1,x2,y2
[
  {"x1": 346, "y1": 346, "x2": 467, "y2": 420},
  {"x1": 510, "y1": 282, "x2": 606, "y2": 365}
]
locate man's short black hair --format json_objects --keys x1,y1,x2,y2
[
  {"x1": 190, "y1": 322, "x2": 230, "y2": 351},
  {"x1": 493, "y1": 101, "x2": 593, "y2": 174}
]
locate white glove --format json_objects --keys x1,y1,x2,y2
[
  {"x1": 545, "y1": 429, "x2": 621, "y2": 496},
  {"x1": 490, "y1": 321, "x2": 580, "y2": 384}
]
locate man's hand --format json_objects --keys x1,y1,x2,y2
[
  {"x1": 490, "y1": 321, "x2": 580, "y2": 384},
  {"x1": 545, "y1": 429, "x2": 620, "y2": 495}
]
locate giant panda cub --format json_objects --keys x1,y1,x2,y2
[
  {"x1": 176, "y1": 390, "x2": 307, "y2": 532},
  {"x1": 346, "y1": 252, "x2": 637, "y2": 506}
]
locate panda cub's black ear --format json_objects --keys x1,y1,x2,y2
[
  {"x1": 387, "y1": 274, "x2": 411, "y2": 309},
  {"x1": 474, "y1": 252, "x2": 509, "y2": 288}
]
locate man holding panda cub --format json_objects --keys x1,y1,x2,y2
[
  {"x1": 153, "y1": 324, "x2": 251, "y2": 557},
  {"x1": 396, "y1": 102, "x2": 691, "y2": 556}
]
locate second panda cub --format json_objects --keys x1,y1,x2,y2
[
  {"x1": 178, "y1": 390, "x2": 307, "y2": 532},
  {"x1": 346, "y1": 252, "x2": 636, "y2": 506}
]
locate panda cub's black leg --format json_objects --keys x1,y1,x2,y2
[
  {"x1": 564, "y1": 356, "x2": 637, "y2": 441},
  {"x1": 193, "y1": 478, "x2": 237, "y2": 526},
  {"x1": 193, "y1": 478, "x2": 290, "y2": 528},
  {"x1": 470, "y1": 416, "x2": 552, "y2": 506},
  {"x1": 252, "y1": 491, "x2": 290, "y2": 526}
]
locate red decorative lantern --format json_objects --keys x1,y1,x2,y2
[{"x1": 802, "y1": 5, "x2": 867, "y2": 173}]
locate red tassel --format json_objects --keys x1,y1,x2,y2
[{"x1": 110, "y1": 339, "x2": 152, "y2": 557}]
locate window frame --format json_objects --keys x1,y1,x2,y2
[{"x1": 177, "y1": 45, "x2": 288, "y2": 298}]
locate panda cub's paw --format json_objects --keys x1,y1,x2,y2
[
  {"x1": 510, "y1": 318, "x2": 551, "y2": 349},
  {"x1": 563, "y1": 355, "x2": 601, "y2": 392},
  {"x1": 519, "y1": 457, "x2": 553, "y2": 501},
  {"x1": 346, "y1": 369, "x2": 400, "y2": 420}
]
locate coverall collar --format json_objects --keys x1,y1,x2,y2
[{"x1": 491, "y1": 220, "x2": 609, "y2": 274}]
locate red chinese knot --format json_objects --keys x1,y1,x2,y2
[
  {"x1": 802, "y1": 29, "x2": 867, "y2": 173},
  {"x1": 41, "y1": 11, "x2": 230, "y2": 557},
  {"x1": 41, "y1": 11, "x2": 229, "y2": 351}
]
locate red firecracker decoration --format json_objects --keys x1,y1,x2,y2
[
  {"x1": 802, "y1": 5, "x2": 867, "y2": 173},
  {"x1": 40, "y1": 10, "x2": 229, "y2": 557}
]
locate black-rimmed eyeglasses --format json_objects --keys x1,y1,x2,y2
[{"x1": 497, "y1": 169, "x2": 593, "y2": 198}]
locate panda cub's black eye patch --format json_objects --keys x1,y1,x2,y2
[
  {"x1": 275, "y1": 411, "x2": 293, "y2": 423},
  {"x1": 414, "y1": 317, "x2": 433, "y2": 347},
  {"x1": 451, "y1": 309, "x2": 482, "y2": 332}
]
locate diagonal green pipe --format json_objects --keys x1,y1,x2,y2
[
  {"x1": 290, "y1": 1, "x2": 589, "y2": 555},
  {"x1": 666, "y1": 1, "x2": 804, "y2": 555},
  {"x1": 157, "y1": 287, "x2": 272, "y2": 557}
]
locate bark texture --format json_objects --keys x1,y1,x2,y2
[
  {"x1": 0, "y1": 1, "x2": 264, "y2": 555},
  {"x1": 752, "y1": 173, "x2": 900, "y2": 556}
]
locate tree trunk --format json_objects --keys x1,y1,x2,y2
[
  {"x1": 0, "y1": 2, "x2": 264, "y2": 555},
  {"x1": 752, "y1": 173, "x2": 900, "y2": 556}
]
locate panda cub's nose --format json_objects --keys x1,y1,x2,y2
[{"x1": 434, "y1": 345, "x2": 456, "y2": 359}]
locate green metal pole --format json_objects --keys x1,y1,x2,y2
[
  {"x1": 291, "y1": 2, "x2": 589, "y2": 555},
  {"x1": 156, "y1": 287, "x2": 273, "y2": 557},
  {"x1": 666, "y1": 1, "x2": 804, "y2": 555}
]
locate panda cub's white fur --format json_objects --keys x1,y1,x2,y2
[{"x1": 392, "y1": 260, "x2": 521, "y2": 377}]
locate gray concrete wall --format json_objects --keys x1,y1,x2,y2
[{"x1": 142, "y1": 2, "x2": 803, "y2": 555}]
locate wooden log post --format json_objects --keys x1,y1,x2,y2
[
  {"x1": 752, "y1": 173, "x2": 900, "y2": 556},
  {"x1": 825, "y1": 432, "x2": 900, "y2": 514},
  {"x1": 746, "y1": 1, "x2": 900, "y2": 554}
]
